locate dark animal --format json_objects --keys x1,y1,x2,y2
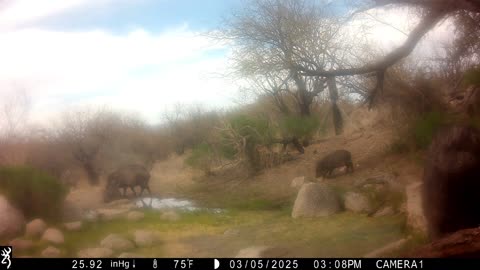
[
  {"x1": 315, "y1": 149, "x2": 354, "y2": 178},
  {"x1": 422, "y1": 125, "x2": 480, "y2": 240},
  {"x1": 103, "y1": 164, "x2": 151, "y2": 203}
]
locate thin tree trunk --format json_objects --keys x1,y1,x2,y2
[{"x1": 327, "y1": 77, "x2": 343, "y2": 135}]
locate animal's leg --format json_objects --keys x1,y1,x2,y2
[
  {"x1": 122, "y1": 187, "x2": 127, "y2": 197},
  {"x1": 130, "y1": 186, "x2": 137, "y2": 197}
]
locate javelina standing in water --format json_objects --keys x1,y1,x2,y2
[
  {"x1": 315, "y1": 149, "x2": 354, "y2": 178},
  {"x1": 103, "y1": 164, "x2": 151, "y2": 203},
  {"x1": 422, "y1": 125, "x2": 480, "y2": 240}
]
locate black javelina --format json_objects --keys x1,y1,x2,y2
[
  {"x1": 104, "y1": 164, "x2": 151, "y2": 203},
  {"x1": 315, "y1": 149, "x2": 354, "y2": 178},
  {"x1": 422, "y1": 125, "x2": 480, "y2": 240}
]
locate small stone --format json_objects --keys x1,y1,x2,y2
[
  {"x1": 78, "y1": 247, "x2": 113, "y2": 258},
  {"x1": 97, "y1": 208, "x2": 129, "y2": 221},
  {"x1": 100, "y1": 234, "x2": 134, "y2": 252},
  {"x1": 41, "y1": 246, "x2": 61, "y2": 258},
  {"x1": 373, "y1": 206, "x2": 395, "y2": 217},
  {"x1": 236, "y1": 246, "x2": 289, "y2": 258},
  {"x1": 25, "y1": 218, "x2": 47, "y2": 238},
  {"x1": 9, "y1": 238, "x2": 34, "y2": 251},
  {"x1": 64, "y1": 221, "x2": 82, "y2": 231},
  {"x1": 41, "y1": 228, "x2": 64, "y2": 244},
  {"x1": 118, "y1": 252, "x2": 140, "y2": 258},
  {"x1": 83, "y1": 210, "x2": 100, "y2": 222}
]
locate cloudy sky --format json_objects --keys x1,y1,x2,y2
[{"x1": 0, "y1": 0, "x2": 451, "y2": 126}]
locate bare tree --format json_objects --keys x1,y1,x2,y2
[
  {"x1": 295, "y1": 0, "x2": 480, "y2": 105},
  {"x1": 0, "y1": 88, "x2": 31, "y2": 165},
  {"x1": 60, "y1": 108, "x2": 116, "y2": 185},
  {"x1": 219, "y1": 0, "x2": 341, "y2": 116}
]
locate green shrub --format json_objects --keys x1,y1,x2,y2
[
  {"x1": 412, "y1": 111, "x2": 448, "y2": 149},
  {"x1": 0, "y1": 166, "x2": 67, "y2": 221},
  {"x1": 280, "y1": 115, "x2": 320, "y2": 142},
  {"x1": 228, "y1": 114, "x2": 274, "y2": 145},
  {"x1": 185, "y1": 142, "x2": 215, "y2": 174}
]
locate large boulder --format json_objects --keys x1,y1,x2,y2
[
  {"x1": 344, "y1": 192, "x2": 372, "y2": 213},
  {"x1": 25, "y1": 218, "x2": 47, "y2": 238},
  {"x1": 100, "y1": 234, "x2": 134, "y2": 252},
  {"x1": 292, "y1": 183, "x2": 342, "y2": 218},
  {"x1": 406, "y1": 182, "x2": 427, "y2": 232},
  {"x1": 78, "y1": 247, "x2": 113, "y2": 258},
  {"x1": 0, "y1": 195, "x2": 26, "y2": 240},
  {"x1": 133, "y1": 230, "x2": 158, "y2": 247},
  {"x1": 41, "y1": 246, "x2": 62, "y2": 258},
  {"x1": 41, "y1": 228, "x2": 65, "y2": 244},
  {"x1": 409, "y1": 227, "x2": 480, "y2": 258}
]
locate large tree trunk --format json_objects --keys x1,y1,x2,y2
[
  {"x1": 291, "y1": 71, "x2": 311, "y2": 116},
  {"x1": 83, "y1": 161, "x2": 99, "y2": 186},
  {"x1": 327, "y1": 77, "x2": 344, "y2": 135}
]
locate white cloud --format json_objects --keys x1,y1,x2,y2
[
  {"x1": 0, "y1": 0, "x2": 96, "y2": 30},
  {"x1": 0, "y1": 24, "x2": 236, "y2": 126}
]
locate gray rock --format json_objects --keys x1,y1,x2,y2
[
  {"x1": 133, "y1": 230, "x2": 157, "y2": 247},
  {"x1": 406, "y1": 182, "x2": 427, "y2": 232},
  {"x1": 291, "y1": 176, "x2": 305, "y2": 189},
  {"x1": 78, "y1": 247, "x2": 113, "y2": 258},
  {"x1": 0, "y1": 196, "x2": 26, "y2": 239},
  {"x1": 100, "y1": 234, "x2": 134, "y2": 252},
  {"x1": 41, "y1": 246, "x2": 61, "y2": 258},
  {"x1": 9, "y1": 238, "x2": 34, "y2": 251},
  {"x1": 126, "y1": 211, "x2": 145, "y2": 221},
  {"x1": 344, "y1": 192, "x2": 372, "y2": 213},
  {"x1": 292, "y1": 183, "x2": 342, "y2": 218},
  {"x1": 83, "y1": 209, "x2": 100, "y2": 222},
  {"x1": 41, "y1": 228, "x2": 64, "y2": 244},
  {"x1": 98, "y1": 208, "x2": 130, "y2": 221},
  {"x1": 64, "y1": 221, "x2": 82, "y2": 231},
  {"x1": 25, "y1": 218, "x2": 47, "y2": 238}
]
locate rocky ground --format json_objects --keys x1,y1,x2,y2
[{"x1": 1, "y1": 111, "x2": 437, "y2": 258}]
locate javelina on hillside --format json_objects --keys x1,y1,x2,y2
[
  {"x1": 315, "y1": 149, "x2": 354, "y2": 178},
  {"x1": 422, "y1": 125, "x2": 480, "y2": 240},
  {"x1": 103, "y1": 164, "x2": 151, "y2": 203}
]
